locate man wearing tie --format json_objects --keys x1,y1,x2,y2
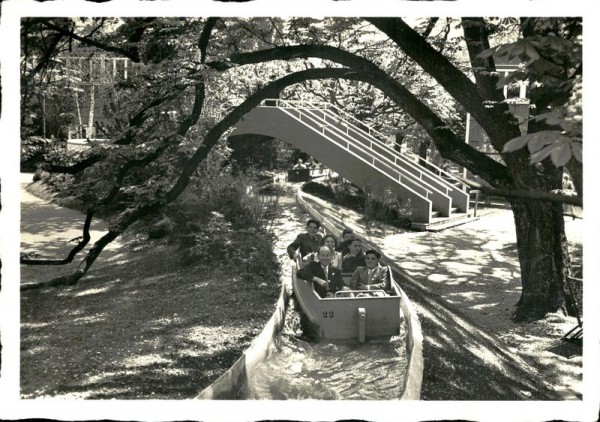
[
  {"x1": 287, "y1": 219, "x2": 323, "y2": 260},
  {"x1": 297, "y1": 246, "x2": 344, "y2": 298},
  {"x1": 350, "y1": 249, "x2": 389, "y2": 295}
]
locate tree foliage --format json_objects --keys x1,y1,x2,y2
[{"x1": 21, "y1": 17, "x2": 582, "y2": 321}]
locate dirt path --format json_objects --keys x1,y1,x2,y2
[
  {"x1": 20, "y1": 173, "x2": 122, "y2": 285},
  {"x1": 300, "y1": 191, "x2": 582, "y2": 400}
]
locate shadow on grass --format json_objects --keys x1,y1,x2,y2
[
  {"x1": 404, "y1": 284, "x2": 560, "y2": 400},
  {"x1": 21, "y1": 240, "x2": 277, "y2": 399},
  {"x1": 546, "y1": 341, "x2": 582, "y2": 359},
  {"x1": 54, "y1": 350, "x2": 241, "y2": 400},
  {"x1": 301, "y1": 192, "x2": 567, "y2": 400}
]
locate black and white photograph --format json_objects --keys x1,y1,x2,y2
[{"x1": 0, "y1": 1, "x2": 598, "y2": 421}]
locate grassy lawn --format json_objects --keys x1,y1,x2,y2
[{"x1": 21, "y1": 234, "x2": 281, "y2": 399}]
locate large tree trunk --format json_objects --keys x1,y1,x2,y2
[{"x1": 511, "y1": 198, "x2": 570, "y2": 321}]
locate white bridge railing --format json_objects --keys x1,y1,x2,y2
[
  {"x1": 257, "y1": 99, "x2": 469, "y2": 214},
  {"x1": 259, "y1": 99, "x2": 468, "y2": 193}
]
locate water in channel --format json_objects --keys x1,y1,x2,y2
[
  {"x1": 238, "y1": 298, "x2": 408, "y2": 400},
  {"x1": 240, "y1": 191, "x2": 408, "y2": 399}
]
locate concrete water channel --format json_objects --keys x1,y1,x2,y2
[
  {"x1": 199, "y1": 191, "x2": 412, "y2": 399},
  {"x1": 238, "y1": 297, "x2": 408, "y2": 400}
]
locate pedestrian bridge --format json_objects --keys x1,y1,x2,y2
[{"x1": 231, "y1": 99, "x2": 471, "y2": 230}]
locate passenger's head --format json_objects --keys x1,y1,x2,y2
[
  {"x1": 349, "y1": 238, "x2": 362, "y2": 256},
  {"x1": 365, "y1": 249, "x2": 381, "y2": 268},
  {"x1": 306, "y1": 219, "x2": 320, "y2": 236},
  {"x1": 341, "y1": 228, "x2": 354, "y2": 242},
  {"x1": 322, "y1": 234, "x2": 337, "y2": 252},
  {"x1": 317, "y1": 245, "x2": 332, "y2": 266}
]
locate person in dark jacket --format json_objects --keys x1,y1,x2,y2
[
  {"x1": 287, "y1": 219, "x2": 322, "y2": 260},
  {"x1": 297, "y1": 246, "x2": 344, "y2": 298},
  {"x1": 342, "y1": 238, "x2": 366, "y2": 273},
  {"x1": 335, "y1": 228, "x2": 355, "y2": 256}
]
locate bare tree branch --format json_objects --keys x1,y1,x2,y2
[
  {"x1": 20, "y1": 211, "x2": 94, "y2": 266},
  {"x1": 40, "y1": 20, "x2": 141, "y2": 62},
  {"x1": 460, "y1": 177, "x2": 583, "y2": 206}
]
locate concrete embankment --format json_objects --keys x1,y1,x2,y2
[
  {"x1": 297, "y1": 189, "x2": 424, "y2": 400},
  {"x1": 196, "y1": 284, "x2": 288, "y2": 399}
]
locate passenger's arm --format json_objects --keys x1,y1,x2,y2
[
  {"x1": 297, "y1": 266, "x2": 327, "y2": 289},
  {"x1": 296, "y1": 265, "x2": 312, "y2": 281},
  {"x1": 369, "y1": 277, "x2": 387, "y2": 291},
  {"x1": 369, "y1": 267, "x2": 391, "y2": 291},
  {"x1": 349, "y1": 268, "x2": 361, "y2": 290},
  {"x1": 287, "y1": 235, "x2": 302, "y2": 259}
]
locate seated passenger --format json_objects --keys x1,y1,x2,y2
[
  {"x1": 297, "y1": 245, "x2": 344, "y2": 298},
  {"x1": 293, "y1": 159, "x2": 307, "y2": 169},
  {"x1": 322, "y1": 234, "x2": 343, "y2": 270},
  {"x1": 335, "y1": 228, "x2": 355, "y2": 256},
  {"x1": 350, "y1": 249, "x2": 390, "y2": 296},
  {"x1": 287, "y1": 219, "x2": 323, "y2": 261},
  {"x1": 341, "y1": 238, "x2": 366, "y2": 273}
]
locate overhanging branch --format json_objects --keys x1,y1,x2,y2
[
  {"x1": 20, "y1": 211, "x2": 94, "y2": 265},
  {"x1": 40, "y1": 20, "x2": 141, "y2": 62},
  {"x1": 366, "y1": 18, "x2": 521, "y2": 146},
  {"x1": 459, "y1": 177, "x2": 582, "y2": 206},
  {"x1": 215, "y1": 44, "x2": 512, "y2": 186}
]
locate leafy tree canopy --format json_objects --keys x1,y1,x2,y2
[{"x1": 21, "y1": 17, "x2": 582, "y2": 321}]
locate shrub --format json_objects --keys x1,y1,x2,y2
[
  {"x1": 229, "y1": 231, "x2": 279, "y2": 282},
  {"x1": 257, "y1": 183, "x2": 286, "y2": 195},
  {"x1": 183, "y1": 211, "x2": 234, "y2": 265},
  {"x1": 301, "y1": 181, "x2": 335, "y2": 200},
  {"x1": 161, "y1": 168, "x2": 281, "y2": 269},
  {"x1": 330, "y1": 180, "x2": 364, "y2": 210},
  {"x1": 362, "y1": 187, "x2": 412, "y2": 229},
  {"x1": 181, "y1": 211, "x2": 280, "y2": 286},
  {"x1": 21, "y1": 136, "x2": 53, "y2": 172}
]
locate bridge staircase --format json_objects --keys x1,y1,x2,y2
[{"x1": 232, "y1": 99, "x2": 473, "y2": 230}]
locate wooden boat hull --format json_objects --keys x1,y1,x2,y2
[{"x1": 292, "y1": 263, "x2": 403, "y2": 341}]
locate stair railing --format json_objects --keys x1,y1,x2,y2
[
  {"x1": 322, "y1": 103, "x2": 468, "y2": 191},
  {"x1": 317, "y1": 108, "x2": 454, "y2": 196},
  {"x1": 278, "y1": 104, "x2": 436, "y2": 202},
  {"x1": 294, "y1": 106, "x2": 448, "y2": 200},
  {"x1": 260, "y1": 99, "x2": 468, "y2": 192}
]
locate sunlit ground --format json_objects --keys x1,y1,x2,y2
[
  {"x1": 19, "y1": 173, "x2": 582, "y2": 399},
  {"x1": 302, "y1": 191, "x2": 583, "y2": 399},
  {"x1": 20, "y1": 176, "x2": 294, "y2": 399}
]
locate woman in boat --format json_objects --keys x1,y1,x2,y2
[
  {"x1": 349, "y1": 249, "x2": 390, "y2": 296},
  {"x1": 322, "y1": 234, "x2": 343, "y2": 270},
  {"x1": 341, "y1": 238, "x2": 366, "y2": 273}
]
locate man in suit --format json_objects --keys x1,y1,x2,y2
[
  {"x1": 350, "y1": 249, "x2": 390, "y2": 295},
  {"x1": 341, "y1": 238, "x2": 366, "y2": 273},
  {"x1": 287, "y1": 219, "x2": 323, "y2": 260},
  {"x1": 297, "y1": 246, "x2": 344, "y2": 298}
]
